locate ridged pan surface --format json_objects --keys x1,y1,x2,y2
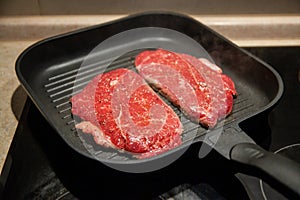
[{"x1": 16, "y1": 12, "x2": 283, "y2": 166}]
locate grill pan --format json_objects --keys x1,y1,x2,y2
[{"x1": 16, "y1": 12, "x2": 300, "y2": 194}]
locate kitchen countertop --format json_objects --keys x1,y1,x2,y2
[{"x1": 0, "y1": 14, "x2": 299, "y2": 173}]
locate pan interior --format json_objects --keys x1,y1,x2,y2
[{"x1": 37, "y1": 46, "x2": 277, "y2": 164}]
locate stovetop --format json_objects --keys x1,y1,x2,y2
[{"x1": 1, "y1": 47, "x2": 300, "y2": 200}]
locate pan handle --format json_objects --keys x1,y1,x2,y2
[{"x1": 230, "y1": 143, "x2": 300, "y2": 196}]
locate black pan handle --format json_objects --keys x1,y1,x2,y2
[{"x1": 230, "y1": 143, "x2": 300, "y2": 196}]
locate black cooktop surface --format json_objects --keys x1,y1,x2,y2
[{"x1": 1, "y1": 47, "x2": 299, "y2": 200}]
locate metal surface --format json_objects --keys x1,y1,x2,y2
[{"x1": 15, "y1": 12, "x2": 283, "y2": 165}]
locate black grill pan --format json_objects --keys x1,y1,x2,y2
[{"x1": 16, "y1": 12, "x2": 300, "y2": 195}]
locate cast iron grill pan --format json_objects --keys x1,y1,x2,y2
[
  {"x1": 16, "y1": 12, "x2": 300, "y2": 195},
  {"x1": 45, "y1": 49, "x2": 255, "y2": 161}
]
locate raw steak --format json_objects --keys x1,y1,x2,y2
[
  {"x1": 135, "y1": 49, "x2": 237, "y2": 128},
  {"x1": 71, "y1": 68, "x2": 182, "y2": 158}
]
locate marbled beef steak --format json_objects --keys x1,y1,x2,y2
[
  {"x1": 71, "y1": 49, "x2": 236, "y2": 158},
  {"x1": 71, "y1": 68, "x2": 182, "y2": 158},
  {"x1": 135, "y1": 49, "x2": 236, "y2": 128}
]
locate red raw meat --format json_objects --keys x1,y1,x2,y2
[
  {"x1": 71, "y1": 68, "x2": 182, "y2": 158},
  {"x1": 135, "y1": 49, "x2": 236, "y2": 128}
]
